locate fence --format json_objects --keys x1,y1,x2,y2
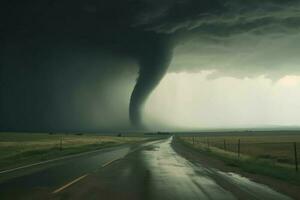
[{"x1": 185, "y1": 136, "x2": 299, "y2": 171}]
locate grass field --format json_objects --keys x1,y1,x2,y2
[
  {"x1": 0, "y1": 132, "x2": 146, "y2": 171},
  {"x1": 184, "y1": 135, "x2": 300, "y2": 165},
  {"x1": 178, "y1": 134, "x2": 300, "y2": 185}
]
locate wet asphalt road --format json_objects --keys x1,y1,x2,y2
[
  {"x1": 0, "y1": 137, "x2": 294, "y2": 200},
  {"x1": 0, "y1": 144, "x2": 133, "y2": 199}
]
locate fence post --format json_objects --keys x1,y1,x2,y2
[
  {"x1": 207, "y1": 138, "x2": 210, "y2": 149},
  {"x1": 224, "y1": 139, "x2": 226, "y2": 151},
  {"x1": 294, "y1": 142, "x2": 298, "y2": 172},
  {"x1": 238, "y1": 139, "x2": 240, "y2": 159},
  {"x1": 60, "y1": 136, "x2": 62, "y2": 151}
]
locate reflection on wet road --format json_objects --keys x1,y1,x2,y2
[
  {"x1": 141, "y1": 137, "x2": 291, "y2": 200},
  {"x1": 142, "y1": 138, "x2": 235, "y2": 199}
]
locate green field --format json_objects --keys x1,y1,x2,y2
[
  {"x1": 178, "y1": 134, "x2": 300, "y2": 185},
  {"x1": 0, "y1": 132, "x2": 146, "y2": 171}
]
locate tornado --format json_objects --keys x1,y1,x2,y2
[{"x1": 129, "y1": 38, "x2": 173, "y2": 127}]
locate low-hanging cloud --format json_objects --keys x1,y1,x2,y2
[{"x1": 135, "y1": 0, "x2": 300, "y2": 79}]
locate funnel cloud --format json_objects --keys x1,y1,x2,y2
[{"x1": 130, "y1": 37, "x2": 173, "y2": 127}]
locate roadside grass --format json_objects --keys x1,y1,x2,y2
[
  {"x1": 0, "y1": 132, "x2": 146, "y2": 171},
  {"x1": 184, "y1": 135, "x2": 300, "y2": 165},
  {"x1": 177, "y1": 136, "x2": 300, "y2": 185}
]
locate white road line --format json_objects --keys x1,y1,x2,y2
[
  {"x1": 0, "y1": 146, "x2": 123, "y2": 175},
  {"x1": 52, "y1": 174, "x2": 88, "y2": 194},
  {"x1": 52, "y1": 157, "x2": 124, "y2": 194},
  {"x1": 101, "y1": 157, "x2": 123, "y2": 168}
]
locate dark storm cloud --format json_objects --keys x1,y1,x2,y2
[
  {"x1": 1, "y1": 0, "x2": 300, "y2": 131},
  {"x1": 136, "y1": 0, "x2": 300, "y2": 34},
  {"x1": 134, "y1": 0, "x2": 300, "y2": 79}
]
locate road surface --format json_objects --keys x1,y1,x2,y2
[{"x1": 0, "y1": 137, "x2": 293, "y2": 200}]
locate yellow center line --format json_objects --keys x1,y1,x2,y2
[{"x1": 52, "y1": 174, "x2": 88, "y2": 194}]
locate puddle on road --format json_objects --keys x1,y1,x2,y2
[
  {"x1": 143, "y1": 146, "x2": 159, "y2": 151},
  {"x1": 215, "y1": 170, "x2": 292, "y2": 200}
]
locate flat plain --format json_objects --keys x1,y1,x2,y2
[{"x1": 0, "y1": 132, "x2": 145, "y2": 171}]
